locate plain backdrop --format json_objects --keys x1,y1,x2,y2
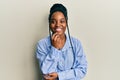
[{"x1": 0, "y1": 0, "x2": 120, "y2": 80}]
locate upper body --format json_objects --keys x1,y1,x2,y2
[
  {"x1": 36, "y1": 3, "x2": 87, "y2": 80},
  {"x1": 36, "y1": 35, "x2": 87, "y2": 80}
]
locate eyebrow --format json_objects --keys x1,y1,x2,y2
[{"x1": 51, "y1": 18, "x2": 66, "y2": 20}]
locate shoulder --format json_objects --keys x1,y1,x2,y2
[
  {"x1": 70, "y1": 36, "x2": 82, "y2": 44},
  {"x1": 70, "y1": 36, "x2": 85, "y2": 56},
  {"x1": 69, "y1": 36, "x2": 83, "y2": 49},
  {"x1": 37, "y1": 36, "x2": 50, "y2": 47}
]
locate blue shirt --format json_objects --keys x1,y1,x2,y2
[{"x1": 36, "y1": 35, "x2": 87, "y2": 80}]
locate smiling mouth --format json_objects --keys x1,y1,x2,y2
[{"x1": 55, "y1": 28, "x2": 62, "y2": 32}]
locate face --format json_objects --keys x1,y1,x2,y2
[{"x1": 49, "y1": 11, "x2": 67, "y2": 36}]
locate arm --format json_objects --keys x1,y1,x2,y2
[
  {"x1": 58, "y1": 39, "x2": 87, "y2": 80},
  {"x1": 36, "y1": 41, "x2": 59, "y2": 74},
  {"x1": 36, "y1": 33, "x2": 63, "y2": 80}
]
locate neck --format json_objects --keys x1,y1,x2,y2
[
  {"x1": 59, "y1": 34, "x2": 66, "y2": 50},
  {"x1": 60, "y1": 34, "x2": 66, "y2": 40}
]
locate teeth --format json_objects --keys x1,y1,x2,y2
[{"x1": 56, "y1": 28, "x2": 61, "y2": 31}]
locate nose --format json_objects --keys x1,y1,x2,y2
[{"x1": 56, "y1": 21, "x2": 60, "y2": 27}]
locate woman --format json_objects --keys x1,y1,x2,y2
[{"x1": 36, "y1": 3, "x2": 87, "y2": 80}]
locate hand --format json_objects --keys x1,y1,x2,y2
[
  {"x1": 51, "y1": 33, "x2": 63, "y2": 49},
  {"x1": 43, "y1": 72, "x2": 58, "y2": 80}
]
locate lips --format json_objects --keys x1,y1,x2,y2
[{"x1": 55, "y1": 28, "x2": 62, "y2": 32}]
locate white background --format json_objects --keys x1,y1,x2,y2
[{"x1": 0, "y1": 0, "x2": 120, "y2": 80}]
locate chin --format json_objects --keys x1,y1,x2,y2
[
  {"x1": 57, "y1": 31, "x2": 63, "y2": 34},
  {"x1": 53, "y1": 31, "x2": 64, "y2": 35}
]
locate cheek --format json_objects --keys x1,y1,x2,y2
[
  {"x1": 63, "y1": 24, "x2": 67, "y2": 30},
  {"x1": 50, "y1": 24, "x2": 55, "y2": 29},
  {"x1": 50, "y1": 24, "x2": 55, "y2": 32}
]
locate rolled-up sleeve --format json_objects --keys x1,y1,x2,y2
[{"x1": 36, "y1": 41, "x2": 60, "y2": 74}]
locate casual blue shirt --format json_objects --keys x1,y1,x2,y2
[{"x1": 36, "y1": 35, "x2": 87, "y2": 80}]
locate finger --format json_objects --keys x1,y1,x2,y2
[
  {"x1": 44, "y1": 76, "x2": 54, "y2": 80},
  {"x1": 54, "y1": 34, "x2": 59, "y2": 42},
  {"x1": 51, "y1": 33, "x2": 58, "y2": 41},
  {"x1": 44, "y1": 75, "x2": 51, "y2": 79},
  {"x1": 52, "y1": 33, "x2": 59, "y2": 42},
  {"x1": 48, "y1": 72, "x2": 58, "y2": 78}
]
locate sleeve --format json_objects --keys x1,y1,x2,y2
[
  {"x1": 58, "y1": 39, "x2": 87, "y2": 80},
  {"x1": 36, "y1": 41, "x2": 60, "y2": 74}
]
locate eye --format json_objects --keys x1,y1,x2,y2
[
  {"x1": 60, "y1": 19, "x2": 66, "y2": 23},
  {"x1": 50, "y1": 20, "x2": 56, "y2": 24}
]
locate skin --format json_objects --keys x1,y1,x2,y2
[
  {"x1": 44, "y1": 11, "x2": 67, "y2": 80},
  {"x1": 50, "y1": 11, "x2": 67, "y2": 50},
  {"x1": 43, "y1": 72, "x2": 58, "y2": 80}
]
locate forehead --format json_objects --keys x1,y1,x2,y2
[{"x1": 51, "y1": 11, "x2": 65, "y2": 19}]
